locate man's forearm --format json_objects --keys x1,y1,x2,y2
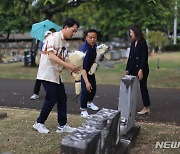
[
  {"x1": 48, "y1": 51, "x2": 71, "y2": 69},
  {"x1": 81, "y1": 69, "x2": 89, "y2": 84}
]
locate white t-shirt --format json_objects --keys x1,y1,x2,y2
[{"x1": 37, "y1": 31, "x2": 67, "y2": 84}]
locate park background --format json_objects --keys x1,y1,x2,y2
[
  {"x1": 0, "y1": 0, "x2": 180, "y2": 64},
  {"x1": 0, "y1": 0, "x2": 180, "y2": 154}
]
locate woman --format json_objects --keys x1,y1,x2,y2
[{"x1": 125, "y1": 24, "x2": 150, "y2": 115}]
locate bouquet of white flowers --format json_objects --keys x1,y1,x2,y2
[
  {"x1": 68, "y1": 50, "x2": 86, "y2": 95},
  {"x1": 88, "y1": 44, "x2": 108, "y2": 75}
]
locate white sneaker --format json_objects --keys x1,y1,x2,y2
[
  {"x1": 56, "y1": 124, "x2": 76, "y2": 133},
  {"x1": 87, "y1": 102, "x2": 99, "y2": 111},
  {"x1": 81, "y1": 110, "x2": 89, "y2": 118},
  {"x1": 30, "y1": 94, "x2": 40, "y2": 100},
  {"x1": 33, "y1": 122, "x2": 49, "y2": 134}
]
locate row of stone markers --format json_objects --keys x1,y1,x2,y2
[
  {"x1": 60, "y1": 75, "x2": 140, "y2": 154},
  {"x1": 61, "y1": 108, "x2": 121, "y2": 154}
]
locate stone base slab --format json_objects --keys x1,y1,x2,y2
[{"x1": 114, "y1": 125, "x2": 141, "y2": 154}]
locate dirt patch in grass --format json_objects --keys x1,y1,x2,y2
[{"x1": 0, "y1": 107, "x2": 179, "y2": 154}]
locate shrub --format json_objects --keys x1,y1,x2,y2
[
  {"x1": 146, "y1": 31, "x2": 169, "y2": 52},
  {"x1": 163, "y1": 44, "x2": 180, "y2": 51}
]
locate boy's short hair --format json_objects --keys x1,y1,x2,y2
[{"x1": 63, "y1": 18, "x2": 80, "y2": 28}]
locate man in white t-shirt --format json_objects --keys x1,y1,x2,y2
[{"x1": 33, "y1": 18, "x2": 80, "y2": 134}]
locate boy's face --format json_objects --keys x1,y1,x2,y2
[{"x1": 86, "y1": 32, "x2": 97, "y2": 47}]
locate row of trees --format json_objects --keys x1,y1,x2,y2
[{"x1": 0, "y1": 0, "x2": 179, "y2": 41}]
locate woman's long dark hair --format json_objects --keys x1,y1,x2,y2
[{"x1": 130, "y1": 24, "x2": 145, "y2": 41}]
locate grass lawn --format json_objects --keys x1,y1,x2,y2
[
  {"x1": 0, "y1": 51, "x2": 180, "y2": 153},
  {"x1": 0, "y1": 107, "x2": 85, "y2": 154},
  {"x1": 0, "y1": 107, "x2": 179, "y2": 154},
  {"x1": 0, "y1": 52, "x2": 180, "y2": 89}
]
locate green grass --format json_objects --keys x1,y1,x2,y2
[
  {"x1": 131, "y1": 122, "x2": 180, "y2": 154},
  {"x1": 0, "y1": 107, "x2": 179, "y2": 154},
  {"x1": 0, "y1": 53, "x2": 180, "y2": 153},
  {"x1": 0, "y1": 107, "x2": 85, "y2": 154},
  {"x1": 147, "y1": 52, "x2": 180, "y2": 89},
  {"x1": 96, "y1": 52, "x2": 180, "y2": 88},
  {"x1": 2, "y1": 52, "x2": 180, "y2": 88},
  {"x1": 0, "y1": 63, "x2": 37, "y2": 79}
]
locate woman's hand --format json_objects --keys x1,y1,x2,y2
[
  {"x1": 138, "y1": 69, "x2": 143, "y2": 80},
  {"x1": 125, "y1": 70, "x2": 129, "y2": 75}
]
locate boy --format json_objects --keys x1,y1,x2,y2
[{"x1": 80, "y1": 29, "x2": 99, "y2": 118}]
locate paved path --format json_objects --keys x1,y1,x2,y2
[{"x1": 0, "y1": 78, "x2": 179, "y2": 125}]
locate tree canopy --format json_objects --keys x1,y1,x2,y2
[{"x1": 0, "y1": 0, "x2": 179, "y2": 40}]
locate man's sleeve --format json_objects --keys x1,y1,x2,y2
[{"x1": 46, "y1": 34, "x2": 57, "y2": 54}]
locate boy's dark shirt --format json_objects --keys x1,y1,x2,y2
[{"x1": 80, "y1": 41, "x2": 97, "y2": 73}]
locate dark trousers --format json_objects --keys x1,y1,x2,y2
[
  {"x1": 129, "y1": 70, "x2": 150, "y2": 107},
  {"x1": 139, "y1": 74, "x2": 150, "y2": 107},
  {"x1": 37, "y1": 80, "x2": 67, "y2": 126},
  {"x1": 80, "y1": 74, "x2": 96, "y2": 109},
  {"x1": 33, "y1": 79, "x2": 41, "y2": 95}
]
